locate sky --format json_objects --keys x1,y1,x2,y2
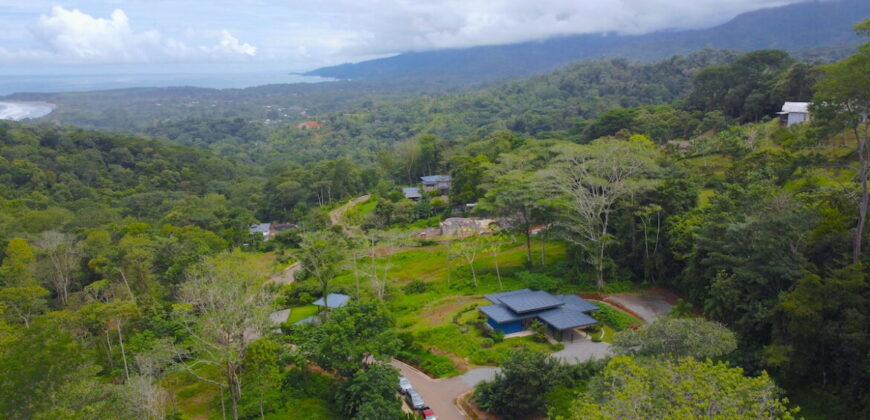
[{"x1": 0, "y1": 0, "x2": 812, "y2": 74}]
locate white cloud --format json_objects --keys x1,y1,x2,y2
[
  {"x1": 1, "y1": 6, "x2": 258, "y2": 64},
  {"x1": 202, "y1": 30, "x2": 257, "y2": 57},
  {"x1": 0, "y1": 0, "x2": 814, "y2": 70},
  {"x1": 301, "y1": 0, "x2": 802, "y2": 57}
]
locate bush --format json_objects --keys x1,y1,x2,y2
[
  {"x1": 403, "y1": 279, "x2": 428, "y2": 294},
  {"x1": 279, "y1": 281, "x2": 319, "y2": 306},
  {"x1": 491, "y1": 329, "x2": 505, "y2": 343},
  {"x1": 481, "y1": 338, "x2": 495, "y2": 349},
  {"x1": 516, "y1": 271, "x2": 560, "y2": 293},
  {"x1": 530, "y1": 320, "x2": 548, "y2": 343},
  {"x1": 592, "y1": 303, "x2": 638, "y2": 331}
]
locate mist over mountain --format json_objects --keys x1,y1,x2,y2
[{"x1": 305, "y1": 0, "x2": 870, "y2": 84}]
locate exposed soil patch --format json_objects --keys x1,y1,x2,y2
[{"x1": 425, "y1": 297, "x2": 481, "y2": 326}]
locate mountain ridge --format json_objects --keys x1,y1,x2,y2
[{"x1": 305, "y1": 0, "x2": 870, "y2": 84}]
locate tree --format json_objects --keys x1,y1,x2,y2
[
  {"x1": 768, "y1": 265, "x2": 868, "y2": 407},
  {"x1": 294, "y1": 230, "x2": 346, "y2": 308},
  {"x1": 0, "y1": 312, "x2": 129, "y2": 420},
  {"x1": 482, "y1": 233, "x2": 506, "y2": 290},
  {"x1": 562, "y1": 356, "x2": 797, "y2": 419},
  {"x1": 813, "y1": 20, "x2": 870, "y2": 264},
  {"x1": 175, "y1": 251, "x2": 272, "y2": 420},
  {"x1": 79, "y1": 301, "x2": 140, "y2": 380},
  {"x1": 35, "y1": 231, "x2": 82, "y2": 305},
  {"x1": 479, "y1": 170, "x2": 545, "y2": 266},
  {"x1": 544, "y1": 138, "x2": 659, "y2": 289},
  {"x1": 0, "y1": 238, "x2": 35, "y2": 286},
  {"x1": 336, "y1": 363, "x2": 404, "y2": 419},
  {"x1": 0, "y1": 285, "x2": 49, "y2": 327},
  {"x1": 294, "y1": 300, "x2": 399, "y2": 379},
  {"x1": 475, "y1": 349, "x2": 568, "y2": 418},
  {"x1": 612, "y1": 317, "x2": 737, "y2": 360},
  {"x1": 240, "y1": 338, "x2": 282, "y2": 419},
  {"x1": 452, "y1": 230, "x2": 487, "y2": 287}
]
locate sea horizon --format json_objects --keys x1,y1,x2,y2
[{"x1": 0, "y1": 71, "x2": 336, "y2": 96}]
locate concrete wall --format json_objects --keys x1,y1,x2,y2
[{"x1": 787, "y1": 112, "x2": 809, "y2": 127}]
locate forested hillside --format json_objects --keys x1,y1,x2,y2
[{"x1": 1, "y1": 19, "x2": 869, "y2": 420}]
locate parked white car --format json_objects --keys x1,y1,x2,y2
[
  {"x1": 398, "y1": 376, "x2": 413, "y2": 394},
  {"x1": 406, "y1": 389, "x2": 426, "y2": 410}
]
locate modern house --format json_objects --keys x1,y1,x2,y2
[
  {"x1": 402, "y1": 187, "x2": 423, "y2": 200},
  {"x1": 777, "y1": 102, "x2": 811, "y2": 127},
  {"x1": 479, "y1": 289, "x2": 599, "y2": 340},
  {"x1": 421, "y1": 175, "x2": 452, "y2": 193}
]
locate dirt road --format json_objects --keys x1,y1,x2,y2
[
  {"x1": 328, "y1": 194, "x2": 371, "y2": 226},
  {"x1": 267, "y1": 262, "x2": 300, "y2": 286}
]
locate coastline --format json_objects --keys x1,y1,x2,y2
[{"x1": 0, "y1": 101, "x2": 56, "y2": 121}]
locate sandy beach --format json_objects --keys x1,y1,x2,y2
[{"x1": 0, "y1": 101, "x2": 55, "y2": 121}]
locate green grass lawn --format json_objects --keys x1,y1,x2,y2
[
  {"x1": 164, "y1": 364, "x2": 222, "y2": 419},
  {"x1": 287, "y1": 305, "x2": 319, "y2": 324},
  {"x1": 289, "y1": 239, "x2": 650, "y2": 374}
]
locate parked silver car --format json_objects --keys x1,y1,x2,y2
[
  {"x1": 398, "y1": 376, "x2": 412, "y2": 394},
  {"x1": 406, "y1": 389, "x2": 426, "y2": 410}
]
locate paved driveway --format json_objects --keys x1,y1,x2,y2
[
  {"x1": 392, "y1": 360, "x2": 496, "y2": 420},
  {"x1": 391, "y1": 336, "x2": 611, "y2": 420},
  {"x1": 553, "y1": 339, "x2": 611, "y2": 364}
]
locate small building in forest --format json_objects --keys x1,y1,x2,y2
[
  {"x1": 421, "y1": 175, "x2": 452, "y2": 193},
  {"x1": 402, "y1": 187, "x2": 422, "y2": 200},
  {"x1": 777, "y1": 102, "x2": 811, "y2": 127}
]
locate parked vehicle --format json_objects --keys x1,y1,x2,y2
[
  {"x1": 405, "y1": 389, "x2": 426, "y2": 410},
  {"x1": 420, "y1": 408, "x2": 438, "y2": 420},
  {"x1": 398, "y1": 376, "x2": 412, "y2": 394}
]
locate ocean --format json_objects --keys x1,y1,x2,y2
[{"x1": 0, "y1": 72, "x2": 334, "y2": 96}]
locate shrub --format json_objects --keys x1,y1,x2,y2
[
  {"x1": 491, "y1": 329, "x2": 505, "y2": 343},
  {"x1": 481, "y1": 338, "x2": 495, "y2": 349},
  {"x1": 530, "y1": 320, "x2": 548, "y2": 343},
  {"x1": 592, "y1": 302, "x2": 638, "y2": 331},
  {"x1": 516, "y1": 271, "x2": 560, "y2": 293},
  {"x1": 403, "y1": 279, "x2": 428, "y2": 294}
]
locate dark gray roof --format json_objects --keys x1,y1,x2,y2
[
  {"x1": 500, "y1": 290, "x2": 563, "y2": 314},
  {"x1": 313, "y1": 293, "x2": 350, "y2": 308},
  {"x1": 479, "y1": 304, "x2": 537, "y2": 324},
  {"x1": 557, "y1": 294, "x2": 600, "y2": 312},
  {"x1": 538, "y1": 308, "x2": 598, "y2": 330},
  {"x1": 484, "y1": 288, "x2": 532, "y2": 305}
]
